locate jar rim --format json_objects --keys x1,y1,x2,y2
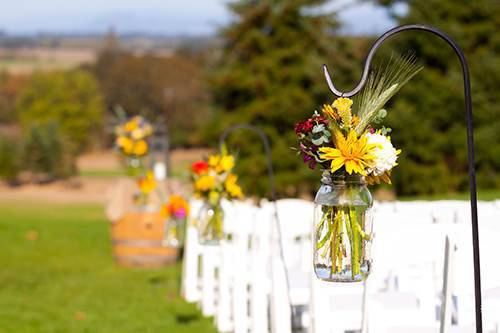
[{"x1": 321, "y1": 170, "x2": 366, "y2": 185}]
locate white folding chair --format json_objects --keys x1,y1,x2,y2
[
  {"x1": 310, "y1": 278, "x2": 366, "y2": 333},
  {"x1": 368, "y1": 220, "x2": 488, "y2": 333},
  {"x1": 369, "y1": 222, "x2": 449, "y2": 326},
  {"x1": 212, "y1": 200, "x2": 238, "y2": 327},
  {"x1": 249, "y1": 203, "x2": 273, "y2": 333},
  {"x1": 200, "y1": 244, "x2": 220, "y2": 316},
  {"x1": 214, "y1": 200, "x2": 257, "y2": 333},
  {"x1": 231, "y1": 201, "x2": 256, "y2": 333},
  {"x1": 200, "y1": 199, "x2": 238, "y2": 318},
  {"x1": 181, "y1": 199, "x2": 204, "y2": 303}
]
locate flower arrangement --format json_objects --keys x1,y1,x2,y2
[
  {"x1": 161, "y1": 195, "x2": 190, "y2": 247},
  {"x1": 191, "y1": 150, "x2": 243, "y2": 244},
  {"x1": 296, "y1": 55, "x2": 422, "y2": 281},
  {"x1": 114, "y1": 115, "x2": 153, "y2": 170},
  {"x1": 134, "y1": 170, "x2": 157, "y2": 208}
]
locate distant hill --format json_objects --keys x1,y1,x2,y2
[{"x1": 0, "y1": 33, "x2": 218, "y2": 74}]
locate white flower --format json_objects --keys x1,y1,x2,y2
[
  {"x1": 131, "y1": 128, "x2": 145, "y2": 140},
  {"x1": 366, "y1": 133, "x2": 400, "y2": 176}
]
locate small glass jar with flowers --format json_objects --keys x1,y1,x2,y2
[
  {"x1": 161, "y1": 195, "x2": 190, "y2": 248},
  {"x1": 114, "y1": 115, "x2": 153, "y2": 175},
  {"x1": 134, "y1": 170, "x2": 158, "y2": 212},
  {"x1": 191, "y1": 150, "x2": 244, "y2": 245},
  {"x1": 295, "y1": 56, "x2": 422, "y2": 282}
]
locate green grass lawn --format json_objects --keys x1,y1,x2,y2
[
  {"x1": 79, "y1": 169, "x2": 129, "y2": 177},
  {"x1": 0, "y1": 202, "x2": 216, "y2": 333}
]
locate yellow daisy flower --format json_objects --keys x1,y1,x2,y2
[
  {"x1": 116, "y1": 136, "x2": 134, "y2": 155},
  {"x1": 332, "y1": 97, "x2": 353, "y2": 126},
  {"x1": 133, "y1": 140, "x2": 148, "y2": 156},
  {"x1": 218, "y1": 155, "x2": 235, "y2": 173},
  {"x1": 225, "y1": 173, "x2": 243, "y2": 198},
  {"x1": 208, "y1": 155, "x2": 220, "y2": 168},
  {"x1": 138, "y1": 171, "x2": 157, "y2": 194},
  {"x1": 125, "y1": 118, "x2": 138, "y2": 132},
  {"x1": 195, "y1": 175, "x2": 216, "y2": 192},
  {"x1": 321, "y1": 104, "x2": 340, "y2": 120},
  {"x1": 332, "y1": 97, "x2": 353, "y2": 113},
  {"x1": 319, "y1": 130, "x2": 378, "y2": 176}
]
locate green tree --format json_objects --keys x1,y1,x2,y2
[
  {"x1": 0, "y1": 135, "x2": 20, "y2": 183},
  {"x1": 0, "y1": 72, "x2": 27, "y2": 123},
  {"x1": 376, "y1": 0, "x2": 500, "y2": 194},
  {"x1": 17, "y1": 69, "x2": 105, "y2": 153},
  {"x1": 22, "y1": 122, "x2": 76, "y2": 182},
  {"x1": 207, "y1": 0, "x2": 363, "y2": 197},
  {"x1": 93, "y1": 50, "x2": 210, "y2": 146}
]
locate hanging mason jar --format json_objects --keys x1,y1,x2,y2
[
  {"x1": 198, "y1": 201, "x2": 224, "y2": 245},
  {"x1": 125, "y1": 156, "x2": 145, "y2": 177},
  {"x1": 162, "y1": 218, "x2": 185, "y2": 248},
  {"x1": 313, "y1": 171, "x2": 374, "y2": 282}
]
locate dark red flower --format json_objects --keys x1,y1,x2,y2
[
  {"x1": 295, "y1": 119, "x2": 314, "y2": 135},
  {"x1": 312, "y1": 114, "x2": 328, "y2": 125},
  {"x1": 191, "y1": 161, "x2": 209, "y2": 175}
]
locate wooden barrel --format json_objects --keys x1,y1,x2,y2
[{"x1": 110, "y1": 211, "x2": 178, "y2": 267}]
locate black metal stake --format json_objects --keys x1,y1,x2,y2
[{"x1": 323, "y1": 24, "x2": 482, "y2": 332}]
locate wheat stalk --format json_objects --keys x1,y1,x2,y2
[{"x1": 355, "y1": 54, "x2": 423, "y2": 135}]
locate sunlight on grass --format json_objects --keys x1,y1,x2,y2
[{"x1": 0, "y1": 203, "x2": 216, "y2": 333}]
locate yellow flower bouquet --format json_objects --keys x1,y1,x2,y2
[
  {"x1": 191, "y1": 150, "x2": 243, "y2": 245},
  {"x1": 295, "y1": 56, "x2": 422, "y2": 282},
  {"x1": 134, "y1": 170, "x2": 157, "y2": 209},
  {"x1": 114, "y1": 115, "x2": 153, "y2": 172}
]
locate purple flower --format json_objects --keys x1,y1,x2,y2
[
  {"x1": 307, "y1": 159, "x2": 317, "y2": 169},
  {"x1": 302, "y1": 154, "x2": 313, "y2": 163},
  {"x1": 174, "y1": 208, "x2": 187, "y2": 219},
  {"x1": 301, "y1": 152, "x2": 316, "y2": 169}
]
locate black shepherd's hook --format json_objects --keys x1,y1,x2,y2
[
  {"x1": 218, "y1": 124, "x2": 295, "y2": 327},
  {"x1": 324, "y1": 24, "x2": 482, "y2": 332},
  {"x1": 219, "y1": 124, "x2": 277, "y2": 201}
]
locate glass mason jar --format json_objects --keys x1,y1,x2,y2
[
  {"x1": 198, "y1": 202, "x2": 224, "y2": 245},
  {"x1": 313, "y1": 171, "x2": 374, "y2": 282},
  {"x1": 162, "y1": 217, "x2": 185, "y2": 248},
  {"x1": 124, "y1": 156, "x2": 144, "y2": 176}
]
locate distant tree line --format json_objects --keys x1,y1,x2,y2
[{"x1": 0, "y1": 0, "x2": 498, "y2": 197}]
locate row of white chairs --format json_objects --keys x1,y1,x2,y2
[{"x1": 181, "y1": 199, "x2": 500, "y2": 333}]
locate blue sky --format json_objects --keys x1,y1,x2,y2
[{"x1": 0, "y1": 0, "x2": 395, "y2": 35}]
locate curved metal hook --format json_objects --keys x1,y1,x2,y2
[
  {"x1": 219, "y1": 124, "x2": 277, "y2": 202},
  {"x1": 323, "y1": 24, "x2": 469, "y2": 97},
  {"x1": 324, "y1": 24, "x2": 482, "y2": 332}
]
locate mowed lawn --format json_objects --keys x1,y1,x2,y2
[{"x1": 0, "y1": 202, "x2": 216, "y2": 333}]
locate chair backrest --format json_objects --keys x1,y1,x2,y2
[
  {"x1": 310, "y1": 278, "x2": 366, "y2": 333},
  {"x1": 181, "y1": 198, "x2": 204, "y2": 303},
  {"x1": 249, "y1": 203, "x2": 273, "y2": 333},
  {"x1": 371, "y1": 222, "x2": 448, "y2": 307},
  {"x1": 215, "y1": 200, "x2": 259, "y2": 333},
  {"x1": 270, "y1": 199, "x2": 314, "y2": 271}
]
